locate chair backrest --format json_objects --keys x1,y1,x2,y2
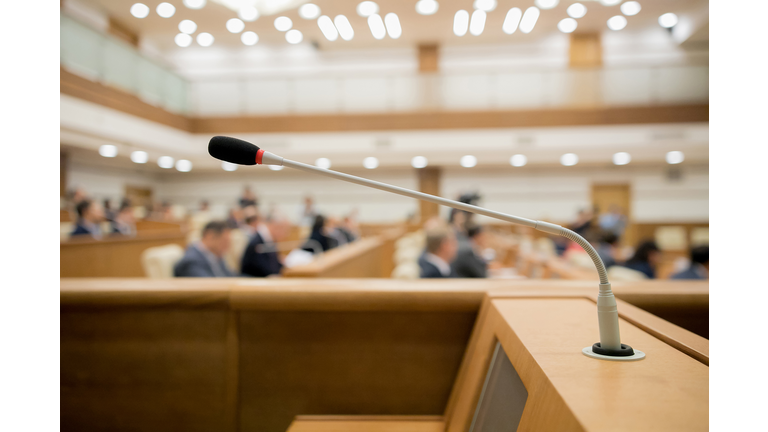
[
  {"x1": 391, "y1": 261, "x2": 421, "y2": 279},
  {"x1": 607, "y1": 265, "x2": 649, "y2": 281},
  {"x1": 60, "y1": 222, "x2": 73, "y2": 241},
  {"x1": 224, "y1": 229, "x2": 249, "y2": 273},
  {"x1": 655, "y1": 226, "x2": 687, "y2": 251},
  {"x1": 141, "y1": 244, "x2": 185, "y2": 279},
  {"x1": 690, "y1": 227, "x2": 709, "y2": 247}
]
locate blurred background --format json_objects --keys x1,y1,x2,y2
[{"x1": 60, "y1": 0, "x2": 709, "y2": 282}]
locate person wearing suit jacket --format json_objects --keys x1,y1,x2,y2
[
  {"x1": 70, "y1": 199, "x2": 104, "y2": 240},
  {"x1": 241, "y1": 215, "x2": 290, "y2": 277},
  {"x1": 671, "y1": 245, "x2": 709, "y2": 280},
  {"x1": 303, "y1": 214, "x2": 334, "y2": 254},
  {"x1": 419, "y1": 222, "x2": 459, "y2": 278},
  {"x1": 174, "y1": 221, "x2": 235, "y2": 277},
  {"x1": 451, "y1": 225, "x2": 488, "y2": 278}
]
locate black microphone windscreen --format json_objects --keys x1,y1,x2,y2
[{"x1": 208, "y1": 136, "x2": 261, "y2": 165}]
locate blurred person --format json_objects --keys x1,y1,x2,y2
[
  {"x1": 451, "y1": 224, "x2": 488, "y2": 278},
  {"x1": 671, "y1": 246, "x2": 709, "y2": 280},
  {"x1": 174, "y1": 221, "x2": 234, "y2": 277},
  {"x1": 226, "y1": 207, "x2": 244, "y2": 229},
  {"x1": 599, "y1": 204, "x2": 627, "y2": 239},
  {"x1": 199, "y1": 200, "x2": 210, "y2": 213},
  {"x1": 571, "y1": 208, "x2": 594, "y2": 237},
  {"x1": 241, "y1": 216, "x2": 291, "y2": 277},
  {"x1": 327, "y1": 216, "x2": 349, "y2": 247},
  {"x1": 419, "y1": 222, "x2": 459, "y2": 278},
  {"x1": 339, "y1": 216, "x2": 359, "y2": 243},
  {"x1": 103, "y1": 198, "x2": 115, "y2": 222},
  {"x1": 298, "y1": 196, "x2": 317, "y2": 227},
  {"x1": 622, "y1": 240, "x2": 661, "y2": 279},
  {"x1": 239, "y1": 186, "x2": 258, "y2": 208},
  {"x1": 596, "y1": 231, "x2": 621, "y2": 268},
  {"x1": 70, "y1": 199, "x2": 104, "y2": 240},
  {"x1": 111, "y1": 202, "x2": 136, "y2": 236},
  {"x1": 303, "y1": 214, "x2": 334, "y2": 254}
]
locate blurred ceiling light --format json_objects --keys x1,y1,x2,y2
[
  {"x1": 131, "y1": 151, "x2": 148, "y2": 164},
  {"x1": 196, "y1": 32, "x2": 214, "y2": 46},
  {"x1": 156, "y1": 2, "x2": 175, "y2": 18},
  {"x1": 334, "y1": 15, "x2": 354, "y2": 40},
  {"x1": 179, "y1": 20, "x2": 197, "y2": 34},
  {"x1": 176, "y1": 159, "x2": 193, "y2": 172},
  {"x1": 415, "y1": 0, "x2": 438, "y2": 16},
  {"x1": 600, "y1": 0, "x2": 621, "y2": 5},
  {"x1": 274, "y1": 16, "x2": 292, "y2": 31},
  {"x1": 560, "y1": 153, "x2": 579, "y2": 166},
  {"x1": 607, "y1": 15, "x2": 627, "y2": 30},
  {"x1": 453, "y1": 10, "x2": 469, "y2": 36},
  {"x1": 666, "y1": 151, "x2": 684, "y2": 164},
  {"x1": 558, "y1": 17, "x2": 577, "y2": 33},
  {"x1": 315, "y1": 158, "x2": 332, "y2": 169},
  {"x1": 99, "y1": 145, "x2": 117, "y2": 158},
  {"x1": 130, "y1": 3, "x2": 149, "y2": 18},
  {"x1": 317, "y1": 15, "x2": 339, "y2": 41},
  {"x1": 567, "y1": 3, "x2": 587, "y2": 18},
  {"x1": 502, "y1": 8, "x2": 522, "y2": 34},
  {"x1": 469, "y1": 10, "x2": 486, "y2": 36},
  {"x1": 612, "y1": 152, "x2": 631, "y2": 165},
  {"x1": 286, "y1": 29, "x2": 303, "y2": 44},
  {"x1": 460, "y1": 155, "x2": 478, "y2": 168},
  {"x1": 519, "y1": 7, "x2": 540, "y2": 33},
  {"x1": 222, "y1": 161, "x2": 238, "y2": 171},
  {"x1": 183, "y1": 0, "x2": 206, "y2": 9},
  {"x1": 510, "y1": 154, "x2": 527, "y2": 167},
  {"x1": 226, "y1": 18, "x2": 245, "y2": 33},
  {"x1": 363, "y1": 157, "x2": 379, "y2": 169},
  {"x1": 158, "y1": 156, "x2": 174, "y2": 169},
  {"x1": 620, "y1": 1, "x2": 641, "y2": 16},
  {"x1": 411, "y1": 156, "x2": 428, "y2": 168},
  {"x1": 241, "y1": 31, "x2": 259, "y2": 45},
  {"x1": 659, "y1": 12, "x2": 678, "y2": 28},
  {"x1": 534, "y1": 0, "x2": 558, "y2": 10},
  {"x1": 299, "y1": 3, "x2": 321, "y2": 19},
  {"x1": 175, "y1": 33, "x2": 193, "y2": 47},
  {"x1": 357, "y1": 1, "x2": 379, "y2": 17},
  {"x1": 239, "y1": 6, "x2": 259, "y2": 22},
  {"x1": 473, "y1": 0, "x2": 497, "y2": 13},
  {"x1": 268, "y1": 165, "x2": 285, "y2": 171},
  {"x1": 368, "y1": 14, "x2": 386, "y2": 40},
  {"x1": 384, "y1": 13, "x2": 402, "y2": 39}
]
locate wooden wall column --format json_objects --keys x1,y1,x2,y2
[
  {"x1": 418, "y1": 167, "x2": 441, "y2": 224},
  {"x1": 418, "y1": 44, "x2": 440, "y2": 110}
]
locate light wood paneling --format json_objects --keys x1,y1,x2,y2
[
  {"x1": 418, "y1": 44, "x2": 439, "y2": 73},
  {"x1": 418, "y1": 167, "x2": 441, "y2": 223},
  {"x1": 108, "y1": 17, "x2": 139, "y2": 47},
  {"x1": 570, "y1": 33, "x2": 602, "y2": 68},
  {"x1": 287, "y1": 416, "x2": 444, "y2": 432}
]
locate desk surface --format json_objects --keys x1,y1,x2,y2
[{"x1": 287, "y1": 416, "x2": 444, "y2": 432}]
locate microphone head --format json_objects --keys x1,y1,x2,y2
[{"x1": 208, "y1": 136, "x2": 261, "y2": 165}]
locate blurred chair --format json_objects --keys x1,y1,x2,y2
[
  {"x1": 224, "y1": 228, "x2": 249, "y2": 273},
  {"x1": 141, "y1": 244, "x2": 185, "y2": 279},
  {"x1": 607, "y1": 265, "x2": 648, "y2": 281},
  {"x1": 171, "y1": 204, "x2": 187, "y2": 220},
  {"x1": 187, "y1": 211, "x2": 213, "y2": 244},
  {"x1": 391, "y1": 261, "x2": 420, "y2": 279},
  {"x1": 690, "y1": 227, "x2": 709, "y2": 247},
  {"x1": 133, "y1": 206, "x2": 147, "y2": 219},
  {"x1": 60, "y1": 222, "x2": 73, "y2": 241},
  {"x1": 655, "y1": 226, "x2": 687, "y2": 251}
]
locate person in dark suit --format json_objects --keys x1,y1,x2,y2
[
  {"x1": 451, "y1": 225, "x2": 488, "y2": 278},
  {"x1": 671, "y1": 245, "x2": 709, "y2": 280},
  {"x1": 111, "y1": 201, "x2": 136, "y2": 236},
  {"x1": 303, "y1": 214, "x2": 334, "y2": 254},
  {"x1": 174, "y1": 221, "x2": 235, "y2": 277},
  {"x1": 622, "y1": 240, "x2": 660, "y2": 279},
  {"x1": 241, "y1": 215, "x2": 290, "y2": 277},
  {"x1": 419, "y1": 222, "x2": 459, "y2": 278},
  {"x1": 70, "y1": 199, "x2": 104, "y2": 240}
]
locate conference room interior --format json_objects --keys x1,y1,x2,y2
[{"x1": 47, "y1": 0, "x2": 727, "y2": 430}]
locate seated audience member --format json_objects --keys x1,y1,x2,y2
[
  {"x1": 596, "y1": 231, "x2": 620, "y2": 268},
  {"x1": 226, "y1": 207, "x2": 244, "y2": 229},
  {"x1": 241, "y1": 216, "x2": 291, "y2": 277},
  {"x1": 451, "y1": 224, "x2": 488, "y2": 278},
  {"x1": 303, "y1": 214, "x2": 334, "y2": 254},
  {"x1": 174, "y1": 221, "x2": 235, "y2": 277},
  {"x1": 111, "y1": 202, "x2": 136, "y2": 236},
  {"x1": 239, "y1": 186, "x2": 258, "y2": 208},
  {"x1": 599, "y1": 204, "x2": 627, "y2": 239},
  {"x1": 70, "y1": 199, "x2": 104, "y2": 240},
  {"x1": 103, "y1": 199, "x2": 115, "y2": 222},
  {"x1": 671, "y1": 246, "x2": 709, "y2": 280},
  {"x1": 327, "y1": 216, "x2": 349, "y2": 247},
  {"x1": 418, "y1": 222, "x2": 459, "y2": 278},
  {"x1": 570, "y1": 208, "x2": 594, "y2": 237},
  {"x1": 298, "y1": 196, "x2": 317, "y2": 227},
  {"x1": 622, "y1": 240, "x2": 660, "y2": 279},
  {"x1": 338, "y1": 216, "x2": 358, "y2": 243}
]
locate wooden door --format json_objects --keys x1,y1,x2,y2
[
  {"x1": 591, "y1": 184, "x2": 633, "y2": 245},
  {"x1": 125, "y1": 186, "x2": 153, "y2": 209}
]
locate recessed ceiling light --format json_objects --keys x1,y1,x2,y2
[
  {"x1": 226, "y1": 18, "x2": 245, "y2": 33},
  {"x1": 460, "y1": 155, "x2": 478, "y2": 168},
  {"x1": 286, "y1": 29, "x2": 303, "y2": 44},
  {"x1": 469, "y1": 10, "x2": 486, "y2": 36},
  {"x1": 600, "y1": 0, "x2": 621, "y2": 5},
  {"x1": 99, "y1": 145, "x2": 117, "y2": 158},
  {"x1": 534, "y1": 0, "x2": 558, "y2": 10},
  {"x1": 317, "y1": 15, "x2": 339, "y2": 41},
  {"x1": 357, "y1": 1, "x2": 379, "y2": 17},
  {"x1": 558, "y1": 17, "x2": 577, "y2": 33},
  {"x1": 659, "y1": 12, "x2": 678, "y2": 28},
  {"x1": 368, "y1": 14, "x2": 386, "y2": 40},
  {"x1": 613, "y1": 152, "x2": 631, "y2": 165},
  {"x1": 384, "y1": 13, "x2": 402, "y2": 39},
  {"x1": 519, "y1": 7, "x2": 540, "y2": 33},
  {"x1": 179, "y1": 20, "x2": 197, "y2": 34},
  {"x1": 131, "y1": 151, "x2": 148, "y2": 164},
  {"x1": 502, "y1": 8, "x2": 522, "y2": 34},
  {"x1": 363, "y1": 157, "x2": 379, "y2": 169},
  {"x1": 196, "y1": 32, "x2": 214, "y2": 46},
  {"x1": 666, "y1": 151, "x2": 684, "y2": 164},
  {"x1": 560, "y1": 153, "x2": 579, "y2": 166},
  {"x1": 175, "y1": 33, "x2": 192, "y2": 47},
  {"x1": 315, "y1": 158, "x2": 331, "y2": 169},
  {"x1": 415, "y1": 0, "x2": 438, "y2": 16},
  {"x1": 567, "y1": 3, "x2": 587, "y2": 18},
  {"x1": 130, "y1": 3, "x2": 149, "y2": 18},
  {"x1": 268, "y1": 165, "x2": 285, "y2": 171},
  {"x1": 453, "y1": 10, "x2": 469, "y2": 36},
  {"x1": 158, "y1": 156, "x2": 174, "y2": 169},
  {"x1": 156, "y1": 2, "x2": 175, "y2": 18},
  {"x1": 183, "y1": 0, "x2": 206, "y2": 10},
  {"x1": 176, "y1": 159, "x2": 192, "y2": 172},
  {"x1": 241, "y1": 31, "x2": 259, "y2": 45},
  {"x1": 473, "y1": 0, "x2": 497, "y2": 12},
  {"x1": 411, "y1": 156, "x2": 428, "y2": 168},
  {"x1": 620, "y1": 1, "x2": 641, "y2": 16},
  {"x1": 607, "y1": 15, "x2": 627, "y2": 31},
  {"x1": 334, "y1": 15, "x2": 354, "y2": 40},
  {"x1": 274, "y1": 16, "x2": 292, "y2": 31},
  {"x1": 510, "y1": 154, "x2": 527, "y2": 167},
  {"x1": 299, "y1": 3, "x2": 321, "y2": 19},
  {"x1": 239, "y1": 6, "x2": 259, "y2": 22},
  {"x1": 222, "y1": 161, "x2": 238, "y2": 171}
]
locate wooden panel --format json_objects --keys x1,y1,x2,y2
[
  {"x1": 591, "y1": 183, "x2": 632, "y2": 243},
  {"x1": 570, "y1": 33, "x2": 602, "y2": 68},
  {"x1": 288, "y1": 416, "x2": 444, "y2": 432},
  {"x1": 282, "y1": 237, "x2": 388, "y2": 278},
  {"x1": 135, "y1": 219, "x2": 184, "y2": 233},
  {"x1": 419, "y1": 44, "x2": 439, "y2": 73},
  {"x1": 108, "y1": 17, "x2": 139, "y2": 47},
  {"x1": 418, "y1": 167, "x2": 441, "y2": 223},
  {"x1": 61, "y1": 150, "x2": 68, "y2": 197}
]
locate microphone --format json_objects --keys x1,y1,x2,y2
[{"x1": 208, "y1": 136, "x2": 645, "y2": 361}]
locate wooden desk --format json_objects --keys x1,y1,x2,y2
[{"x1": 287, "y1": 416, "x2": 445, "y2": 432}]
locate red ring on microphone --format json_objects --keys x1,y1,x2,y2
[{"x1": 256, "y1": 149, "x2": 265, "y2": 164}]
